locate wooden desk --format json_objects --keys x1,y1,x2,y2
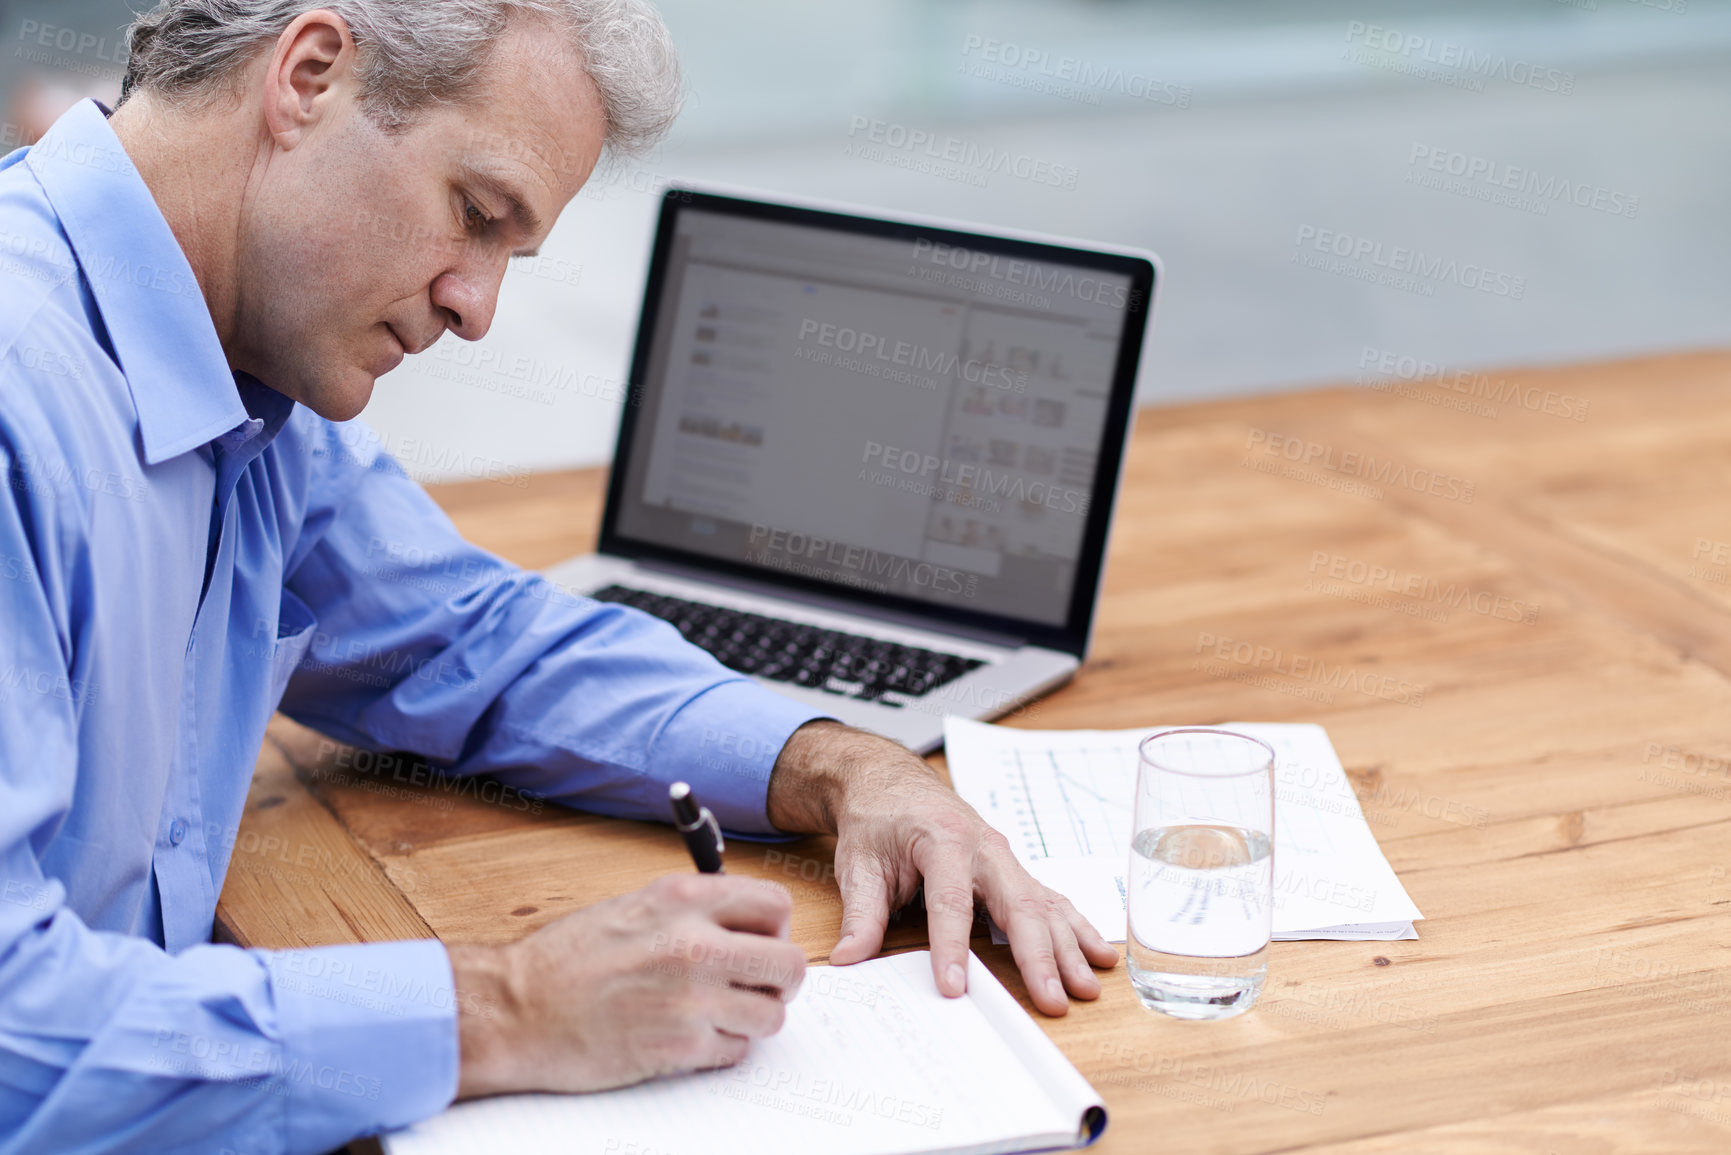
[{"x1": 218, "y1": 351, "x2": 1731, "y2": 1152}]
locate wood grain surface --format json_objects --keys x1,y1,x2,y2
[{"x1": 217, "y1": 351, "x2": 1731, "y2": 1153}]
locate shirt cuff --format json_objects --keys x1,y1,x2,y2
[
  {"x1": 262, "y1": 939, "x2": 459, "y2": 1153},
  {"x1": 647, "y1": 678, "x2": 832, "y2": 837}
]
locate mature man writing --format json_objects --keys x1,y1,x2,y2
[{"x1": 0, "y1": 0, "x2": 1116, "y2": 1150}]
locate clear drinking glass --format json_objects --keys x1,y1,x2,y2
[{"x1": 1128, "y1": 728, "x2": 1275, "y2": 1020}]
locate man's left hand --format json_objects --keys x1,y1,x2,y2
[{"x1": 766, "y1": 720, "x2": 1119, "y2": 1015}]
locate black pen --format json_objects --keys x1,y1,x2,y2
[{"x1": 669, "y1": 781, "x2": 725, "y2": 873}]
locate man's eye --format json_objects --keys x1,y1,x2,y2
[{"x1": 463, "y1": 200, "x2": 489, "y2": 230}]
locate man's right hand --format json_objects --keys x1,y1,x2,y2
[{"x1": 449, "y1": 874, "x2": 806, "y2": 1098}]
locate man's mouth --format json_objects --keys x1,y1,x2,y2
[
  {"x1": 388, "y1": 325, "x2": 441, "y2": 356},
  {"x1": 372, "y1": 324, "x2": 408, "y2": 375}
]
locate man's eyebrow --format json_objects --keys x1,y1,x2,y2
[{"x1": 458, "y1": 163, "x2": 546, "y2": 255}]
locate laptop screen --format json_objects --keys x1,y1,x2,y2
[{"x1": 602, "y1": 190, "x2": 1154, "y2": 651}]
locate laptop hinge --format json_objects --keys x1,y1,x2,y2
[{"x1": 627, "y1": 556, "x2": 1031, "y2": 649}]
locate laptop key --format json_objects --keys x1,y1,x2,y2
[{"x1": 591, "y1": 585, "x2": 984, "y2": 700}]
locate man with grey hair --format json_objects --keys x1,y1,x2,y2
[{"x1": 0, "y1": 1, "x2": 1116, "y2": 1150}]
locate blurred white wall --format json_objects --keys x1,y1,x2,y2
[
  {"x1": 363, "y1": 0, "x2": 1731, "y2": 480},
  {"x1": 5, "y1": 0, "x2": 1729, "y2": 483}
]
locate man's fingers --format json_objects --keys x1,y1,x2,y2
[
  {"x1": 976, "y1": 849, "x2": 1116, "y2": 1014},
  {"x1": 831, "y1": 856, "x2": 894, "y2": 965},
  {"x1": 691, "y1": 1030, "x2": 752, "y2": 1072},
  {"x1": 1027, "y1": 894, "x2": 1114, "y2": 999},
  {"x1": 709, "y1": 984, "x2": 790, "y2": 1040},
  {"x1": 690, "y1": 930, "x2": 807, "y2": 1001},
  {"x1": 1073, "y1": 908, "x2": 1121, "y2": 969},
  {"x1": 918, "y1": 856, "x2": 978, "y2": 998},
  {"x1": 1001, "y1": 905, "x2": 1070, "y2": 1015},
  {"x1": 1050, "y1": 917, "x2": 1102, "y2": 1002},
  {"x1": 650, "y1": 873, "x2": 793, "y2": 937}
]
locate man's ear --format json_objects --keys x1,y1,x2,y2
[{"x1": 261, "y1": 9, "x2": 359, "y2": 148}]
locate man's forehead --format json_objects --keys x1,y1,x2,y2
[
  {"x1": 458, "y1": 123, "x2": 591, "y2": 185},
  {"x1": 459, "y1": 22, "x2": 607, "y2": 186}
]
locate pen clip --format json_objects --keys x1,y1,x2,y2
[{"x1": 679, "y1": 805, "x2": 725, "y2": 857}]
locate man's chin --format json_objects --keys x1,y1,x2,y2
[
  {"x1": 272, "y1": 371, "x2": 376, "y2": 424},
  {"x1": 318, "y1": 377, "x2": 377, "y2": 423}
]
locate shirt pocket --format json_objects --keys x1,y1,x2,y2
[{"x1": 267, "y1": 588, "x2": 318, "y2": 707}]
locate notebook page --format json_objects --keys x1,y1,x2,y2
[
  {"x1": 944, "y1": 718, "x2": 1423, "y2": 942},
  {"x1": 959, "y1": 954, "x2": 1108, "y2": 1145},
  {"x1": 383, "y1": 951, "x2": 1092, "y2": 1155}
]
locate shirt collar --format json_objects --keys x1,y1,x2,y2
[{"x1": 26, "y1": 100, "x2": 257, "y2": 466}]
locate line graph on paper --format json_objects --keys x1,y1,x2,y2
[
  {"x1": 975, "y1": 729, "x2": 1344, "y2": 870},
  {"x1": 945, "y1": 717, "x2": 1425, "y2": 942},
  {"x1": 1002, "y1": 744, "x2": 1137, "y2": 863}
]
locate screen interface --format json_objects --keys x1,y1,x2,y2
[{"x1": 613, "y1": 206, "x2": 1138, "y2": 628}]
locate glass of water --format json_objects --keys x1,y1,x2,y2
[{"x1": 1128, "y1": 728, "x2": 1275, "y2": 1020}]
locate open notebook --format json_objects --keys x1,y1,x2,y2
[{"x1": 382, "y1": 951, "x2": 1106, "y2": 1155}]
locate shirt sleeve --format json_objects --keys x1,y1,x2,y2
[
  {"x1": 278, "y1": 418, "x2": 831, "y2": 836},
  {"x1": 0, "y1": 441, "x2": 457, "y2": 1155}
]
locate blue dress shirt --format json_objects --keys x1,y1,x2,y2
[{"x1": 0, "y1": 100, "x2": 825, "y2": 1154}]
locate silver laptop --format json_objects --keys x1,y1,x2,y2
[{"x1": 545, "y1": 185, "x2": 1159, "y2": 753}]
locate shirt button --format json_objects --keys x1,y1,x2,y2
[{"x1": 169, "y1": 820, "x2": 187, "y2": 846}]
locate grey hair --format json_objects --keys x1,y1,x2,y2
[{"x1": 119, "y1": 0, "x2": 683, "y2": 156}]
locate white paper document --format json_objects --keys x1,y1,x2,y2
[
  {"x1": 383, "y1": 951, "x2": 1106, "y2": 1155},
  {"x1": 943, "y1": 718, "x2": 1424, "y2": 943}
]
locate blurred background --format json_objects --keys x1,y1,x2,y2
[{"x1": 4, "y1": 0, "x2": 1728, "y2": 481}]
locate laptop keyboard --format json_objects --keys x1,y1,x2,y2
[{"x1": 590, "y1": 585, "x2": 985, "y2": 705}]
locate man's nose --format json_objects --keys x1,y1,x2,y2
[{"x1": 430, "y1": 267, "x2": 502, "y2": 343}]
